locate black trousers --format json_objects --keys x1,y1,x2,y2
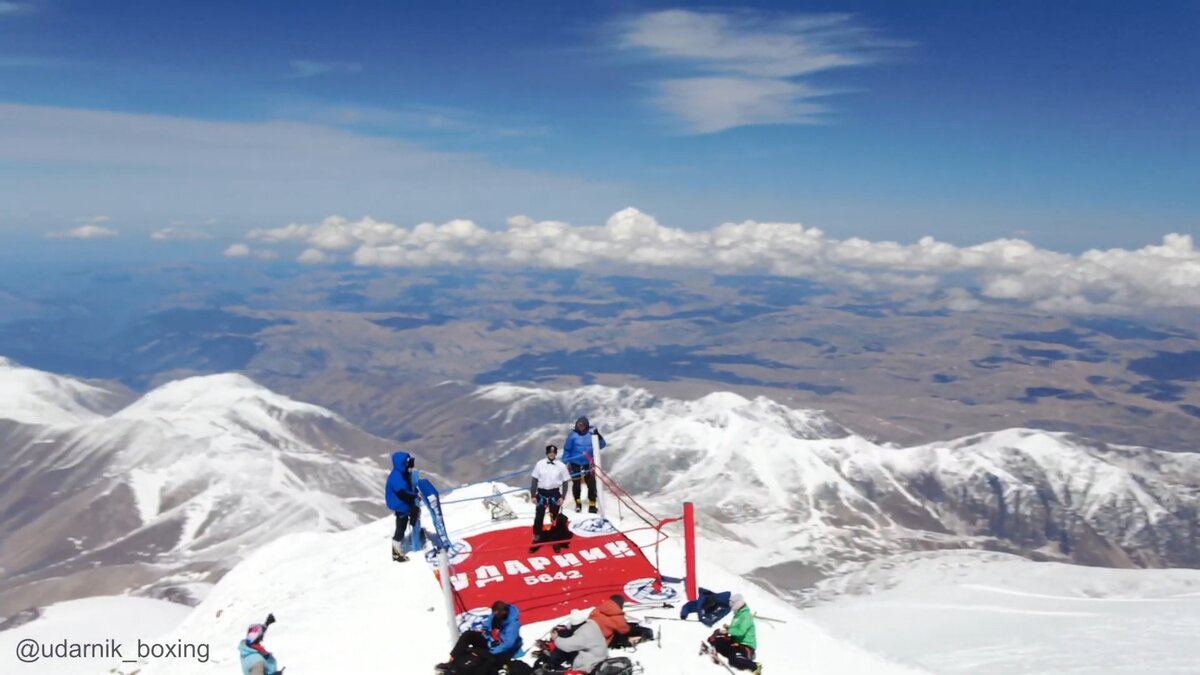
[
  {"x1": 540, "y1": 646, "x2": 576, "y2": 670},
  {"x1": 567, "y1": 462, "x2": 597, "y2": 503},
  {"x1": 709, "y1": 633, "x2": 756, "y2": 671},
  {"x1": 393, "y1": 512, "x2": 410, "y2": 542},
  {"x1": 610, "y1": 623, "x2": 654, "y2": 649},
  {"x1": 448, "y1": 631, "x2": 515, "y2": 674},
  {"x1": 533, "y1": 489, "x2": 562, "y2": 539}
]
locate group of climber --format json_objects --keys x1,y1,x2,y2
[
  {"x1": 384, "y1": 417, "x2": 605, "y2": 561},
  {"x1": 241, "y1": 414, "x2": 763, "y2": 674},
  {"x1": 528, "y1": 416, "x2": 605, "y2": 550},
  {"x1": 235, "y1": 592, "x2": 761, "y2": 675},
  {"x1": 433, "y1": 591, "x2": 651, "y2": 675}
]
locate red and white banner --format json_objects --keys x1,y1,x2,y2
[{"x1": 428, "y1": 518, "x2": 679, "y2": 626}]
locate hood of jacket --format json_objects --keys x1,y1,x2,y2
[{"x1": 391, "y1": 451, "x2": 411, "y2": 472}]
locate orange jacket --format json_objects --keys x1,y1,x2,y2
[{"x1": 589, "y1": 599, "x2": 630, "y2": 645}]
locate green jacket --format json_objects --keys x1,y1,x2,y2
[{"x1": 728, "y1": 606, "x2": 756, "y2": 650}]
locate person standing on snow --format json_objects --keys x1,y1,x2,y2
[
  {"x1": 562, "y1": 416, "x2": 605, "y2": 513},
  {"x1": 239, "y1": 613, "x2": 284, "y2": 675},
  {"x1": 530, "y1": 444, "x2": 571, "y2": 548},
  {"x1": 384, "y1": 451, "x2": 420, "y2": 562},
  {"x1": 706, "y1": 594, "x2": 761, "y2": 673}
]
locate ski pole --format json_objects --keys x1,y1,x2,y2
[{"x1": 753, "y1": 612, "x2": 787, "y2": 624}]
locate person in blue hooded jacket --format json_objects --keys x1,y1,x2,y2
[
  {"x1": 385, "y1": 451, "x2": 420, "y2": 562},
  {"x1": 435, "y1": 600, "x2": 523, "y2": 675},
  {"x1": 562, "y1": 416, "x2": 605, "y2": 513}
]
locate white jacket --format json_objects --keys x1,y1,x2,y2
[
  {"x1": 531, "y1": 458, "x2": 571, "y2": 491},
  {"x1": 554, "y1": 619, "x2": 608, "y2": 672}
]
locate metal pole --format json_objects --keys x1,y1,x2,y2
[
  {"x1": 591, "y1": 430, "x2": 606, "y2": 521},
  {"x1": 410, "y1": 470, "x2": 424, "y2": 552},
  {"x1": 439, "y1": 548, "x2": 459, "y2": 645},
  {"x1": 684, "y1": 502, "x2": 697, "y2": 602}
]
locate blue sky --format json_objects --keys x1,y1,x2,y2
[{"x1": 0, "y1": 0, "x2": 1197, "y2": 252}]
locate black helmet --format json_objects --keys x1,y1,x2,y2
[
  {"x1": 575, "y1": 416, "x2": 589, "y2": 429},
  {"x1": 545, "y1": 444, "x2": 558, "y2": 455}
]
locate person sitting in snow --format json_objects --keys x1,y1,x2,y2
[
  {"x1": 384, "y1": 451, "x2": 420, "y2": 562},
  {"x1": 437, "y1": 601, "x2": 524, "y2": 675},
  {"x1": 239, "y1": 613, "x2": 284, "y2": 675},
  {"x1": 537, "y1": 608, "x2": 608, "y2": 674},
  {"x1": 486, "y1": 600, "x2": 523, "y2": 664},
  {"x1": 530, "y1": 444, "x2": 572, "y2": 551},
  {"x1": 706, "y1": 594, "x2": 761, "y2": 674},
  {"x1": 591, "y1": 595, "x2": 654, "y2": 649},
  {"x1": 562, "y1": 416, "x2": 605, "y2": 513}
]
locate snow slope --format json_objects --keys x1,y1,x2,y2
[
  {"x1": 0, "y1": 357, "x2": 124, "y2": 426},
  {"x1": 132, "y1": 481, "x2": 927, "y2": 675},
  {"x1": 804, "y1": 550, "x2": 1200, "y2": 674},
  {"x1": 0, "y1": 596, "x2": 190, "y2": 674}
]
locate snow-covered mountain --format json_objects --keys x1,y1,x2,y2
[
  {"x1": 0, "y1": 357, "x2": 127, "y2": 427},
  {"x1": 0, "y1": 360, "x2": 396, "y2": 614},
  {"x1": 130, "y1": 483, "x2": 927, "y2": 675},
  {"x1": 469, "y1": 384, "x2": 1200, "y2": 602}
]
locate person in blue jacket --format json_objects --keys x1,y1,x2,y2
[
  {"x1": 385, "y1": 451, "x2": 420, "y2": 562},
  {"x1": 562, "y1": 416, "x2": 605, "y2": 513},
  {"x1": 435, "y1": 600, "x2": 523, "y2": 675},
  {"x1": 485, "y1": 600, "x2": 523, "y2": 662},
  {"x1": 239, "y1": 614, "x2": 284, "y2": 675}
]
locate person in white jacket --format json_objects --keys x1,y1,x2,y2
[
  {"x1": 530, "y1": 444, "x2": 572, "y2": 548},
  {"x1": 547, "y1": 608, "x2": 608, "y2": 673}
]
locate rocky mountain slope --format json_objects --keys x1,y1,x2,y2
[{"x1": 0, "y1": 359, "x2": 395, "y2": 613}]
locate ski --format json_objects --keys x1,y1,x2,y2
[{"x1": 699, "y1": 642, "x2": 735, "y2": 673}]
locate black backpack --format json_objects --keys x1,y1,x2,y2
[{"x1": 591, "y1": 657, "x2": 635, "y2": 675}]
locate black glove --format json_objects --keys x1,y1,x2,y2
[{"x1": 265, "y1": 613, "x2": 276, "y2": 626}]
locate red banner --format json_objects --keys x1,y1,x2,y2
[{"x1": 428, "y1": 519, "x2": 678, "y2": 626}]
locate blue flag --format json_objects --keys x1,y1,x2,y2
[{"x1": 417, "y1": 478, "x2": 451, "y2": 551}]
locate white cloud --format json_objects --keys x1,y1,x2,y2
[
  {"x1": 287, "y1": 60, "x2": 363, "y2": 79},
  {"x1": 231, "y1": 207, "x2": 1200, "y2": 313},
  {"x1": 297, "y1": 248, "x2": 333, "y2": 265},
  {"x1": 75, "y1": 215, "x2": 111, "y2": 223},
  {"x1": 616, "y1": 10, "x2": 903, "y2": 133},
  {"x1": 150, "y1": 227, "x2": 213, "y2": 241},
  {"x1": 45, "y1": 224, "x2": 118, "y2": 239},
  {"x1": 654, "y1": 77, "x2": 827, "y2": 134},
  {"x1": 0, "y1": 2, "x2": 29, "y2": 15},
  {"x1": 226, "y1": 243, "x2": 278, "y2": 261}
]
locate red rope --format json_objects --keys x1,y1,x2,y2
[{"x1": 439, "y1": 468, "x2": 685, "y2": 597}]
